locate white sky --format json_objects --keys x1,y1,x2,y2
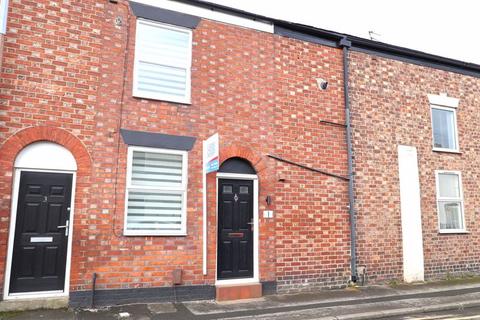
[{"x1": 206, "y1": 0, "x2": 480, "y2": 65}]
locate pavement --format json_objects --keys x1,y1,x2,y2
[{"x1": 3, "y1": 279, "x2": 480, "y2": 319}]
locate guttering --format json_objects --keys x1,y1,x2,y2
[
  {"x1": 339, "y1": 37, "x2": 357, "y2": 283},
  {"x1": 274, "y1": 21, "x2": 480, "y2": 78}
]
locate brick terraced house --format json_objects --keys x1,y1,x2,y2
[
  {"x1": 0, "y1": 0, "x2": 479, "y2": 308},
  {"x1": 350, "y1": 50, "x2": 480, "y2": 283}
]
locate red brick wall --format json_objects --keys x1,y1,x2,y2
[
  {"x1": 88, "y1": 5, "x2": 279, "y2": 289},
  {"x1": 0, "y1": 0, "x2": 351, "y2": 295},
  {"x1": 350, "y1": 51, "x2": 480, "y2": 283},
  {"x1": 0, "y1": 0, "x2": 102, "y2": 294},
  {"x1": 273, "y1": 36, "x2": 351, "y2": 292}
]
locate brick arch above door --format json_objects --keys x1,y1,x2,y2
[
  {"x1": 220, "y1": 145, "x2": 267, "y2": 174},
  {"x1": 0, "y1": 126, "x2": 92, "y2": 176}
]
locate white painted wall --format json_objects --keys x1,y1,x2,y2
[{"x1": 398, "y1": 145, "x2": 425, "y2": 282}]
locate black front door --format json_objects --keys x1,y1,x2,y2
[
  {"x1": 10, "y1": 171, "x2": 72, "y2": 293},
  {"x1": 217, "y1": 179, "x2": 254, "y2": 279}
]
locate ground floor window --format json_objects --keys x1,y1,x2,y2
[
  {"x1": 124, "y1": 146, "x2": 188, "y2": 236},
  {"x1": 435, "y1": 171, "x2": 465, "y2": 232}
]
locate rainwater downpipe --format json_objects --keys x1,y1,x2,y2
[{"x1": 339, "y1": 37, "x2": 357, "y2": 283}]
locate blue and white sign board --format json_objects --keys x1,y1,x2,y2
[
  {"x1": 202, "y1": 133, "x2": 219, "y2": 276},
  {"x1": 203, "y1": 133, "x2": 219, "y2": 174}
]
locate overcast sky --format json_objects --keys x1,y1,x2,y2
[{"x1": 206, "y1": 0, "x2": 480, "y2": 65}]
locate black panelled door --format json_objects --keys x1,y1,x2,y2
[
  {"x1": 10, "y1": 171, "x2": 72, "y2": 293},
  {"x1": 217, "y1": 179, "x2": 254, "y2": 279}
]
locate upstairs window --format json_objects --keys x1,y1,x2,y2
[
  {"x1": 429, "y1": 93, "x2": 459, "y2": 152},
  {"x1": 125, "y1": 147, "x2": 188, "y2": 236},
  {"x1": 435, "y1": 171, "x2": 465, "y2": 233},
  {"x1": 133, "y1": 19, "x2": 192, "y2": 104},
  {"x1": 431, "y1": 107, "x2": 458, "y2": 151}
]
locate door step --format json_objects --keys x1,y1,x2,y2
[
  {"x1": 216, "y1": 283, "x2": 262, "y2": 301},
  {"x1": 0, "y1": 296, "x2": 68, "y2": 312}
]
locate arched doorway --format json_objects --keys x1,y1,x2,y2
[
  {"x1": 216, "y1": 157, "x2": 259, "y2": 284},
  {"x1": 4, "y1": 142, "x2": 77, "y2": 298}
]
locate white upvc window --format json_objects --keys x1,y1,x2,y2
[
  {"x1": 0, "y1": 0, "x2": 9, "y2": 34},
  {"x1": 124, "y1": 146, "x2": 188, "y2": 236},
  {"x1": 429, "y1": 93, "x2": 460, "y2": 153},
  {"x1": 133, "y1": 19, "x2": 192, "y2": 104},
  {"x1": 435, "y1": 171, "x2": 466, "y2": 233},
  {"x1": 431, "y1": 106, "x2": 459, "y2": 152}
]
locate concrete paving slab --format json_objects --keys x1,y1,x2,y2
[
  {"x1": 3, "y1": 280, "x2": 480, "y2": 320},
  {"x1": 186, "y1": 292, "x2": 480, "y2": 320},
  {"x1": 147, "y1": 303, "x2": 177, "y2": 314},
  {"x1": 76, "y1": 310, "x2": 117, "y2": 320},
  {"x1": 185, "y1": 283, "x2": 480, "y2": 316}
]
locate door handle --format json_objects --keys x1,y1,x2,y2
[{"x1": 57, "y1": 220, "x2": 69, "y2": 236}]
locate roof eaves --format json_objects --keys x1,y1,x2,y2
[{"x1": 169, "y1": 0, "x2": 480, "y2": 77}]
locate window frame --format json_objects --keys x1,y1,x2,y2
[
  {"x1": 124, "y1": 146, "x2": 188, "y2": 236},
  {"x1": 0, "y1": 0, "x2": 9, "y2": 34},
  {"x1": 132, "y1": 19, "x2": 193, "y2": 104},
  {"x1": 430, "y1": 104, "x2": 459, "y2": 153},
  {"x1": 435, "y1": 170, "x2": 466, "y2": 233}
]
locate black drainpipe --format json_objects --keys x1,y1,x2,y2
[{"x1": 339, "y1": 37, "x2": 357, "y2": 283}]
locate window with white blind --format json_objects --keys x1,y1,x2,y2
[
  {"x1": 124, "y1": 146, "x2": 188, "y2": 236},
  {"x1": 133, "y1": 19, "x2": 192, "y2": 104},
  {"x1": 435, "y1": 171, "x2": 466, "y2": 233}
]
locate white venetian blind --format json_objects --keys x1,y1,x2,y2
[
  {"x1": 131, "y1": 151, "x2": 183, "y2": 187},
  {"x1": 125, "y1": 148, "x2": 188, "y2": 235},
  {"x1": 133, "y1": 20, "x2": 192, "y2": 103}
]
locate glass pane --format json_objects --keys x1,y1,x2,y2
[
  {"x1": 239, "y1": 186, "x2": 249, "y2": 194},
  {"x1": 223, "y1": 185, "x2": 232, "y2": 193},
  {"x1": 438, "y1": 173, "x2": 460, "y2": 198},
  {"x1": 126, "y1": 190, "x2": 183, "y2": 232},
  {"x1": 432, "y1": 108, "x2": 456, "y2": 149},
  {"x1": 137, "y1": 22, "x2": 190, "y2": 65},
  {"x1": 136, "y1": 21, "x2": 190, "y2": 100},
  {"x1": 438, "y1": 201, "x2": 463, "y2": 230},
  {"x1": 131, "y1": 151, "x2": 183, "y2": 187}
]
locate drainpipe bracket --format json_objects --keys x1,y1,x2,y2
[{"x1": 338, "y1": 37, "x2": 351, "y2": 48}]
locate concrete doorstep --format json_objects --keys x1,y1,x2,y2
[{"x1": 0, "y1": 296, "x2": 68, "y2": 312}]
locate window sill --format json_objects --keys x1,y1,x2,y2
[
  {"x1": 438, "y1": 230, "x2": 469, "y2": 234},
  {"x1": 132, "y1": 92, "x2": 192, "y2": 105},
  {"x1": 432, "y1": 148, "x2": 461, "y2": 154},
  {"x1": 124, "y1": 232, "x2": 187, "y2": 237}
]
